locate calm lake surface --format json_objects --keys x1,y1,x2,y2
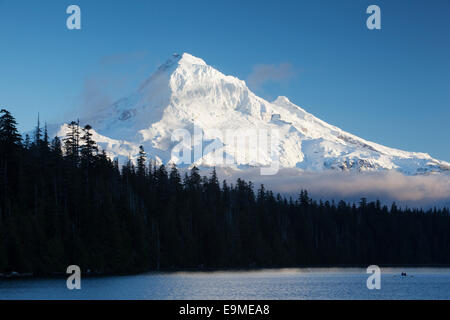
[{"x1": 1, "y1": 268, "x2": 449, "y2": 300}]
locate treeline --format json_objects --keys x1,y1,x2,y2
[{"x1": 0, "y1": 109, "x2": 449, "y2": 275}]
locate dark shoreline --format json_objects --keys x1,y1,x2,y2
[{"x1": 2, "y1": 264, "x2": 450, "y2": 280}]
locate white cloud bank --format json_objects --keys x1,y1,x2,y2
[
  {"x1": 199, "y1": 168, "x2": 450, "y2": 209},
  {"x1": 247, "y1": 63, "x2": 296, "y2": 90}
]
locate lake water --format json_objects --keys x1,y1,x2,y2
[{"x1": 0, "y1": 268, "x2": 449, "y2": 300}]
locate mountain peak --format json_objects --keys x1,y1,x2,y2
[
  {"x1": 59, "y1": 53, "x2": 450, "y2": 175},
  {"x1": 273, "y1": 96, "x2": 292, "y2": 105},
  {"x1": 151, "y1": 52, "x2": 207, "y2": 76},
  {"x1": 178, "y1": 52, "x2": 207, "y2": 66}
]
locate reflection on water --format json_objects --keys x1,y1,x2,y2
[{"x1": 0, "y1": 268, "x2": 449, "y2": 300}]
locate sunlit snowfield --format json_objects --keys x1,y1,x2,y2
[{"x1": 1, "y1": 268, "x2": 449, "y2": 300}]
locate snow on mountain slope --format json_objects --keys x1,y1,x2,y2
[{"x1": 56, "y1": 53, "x2": 450, "y2": 175}]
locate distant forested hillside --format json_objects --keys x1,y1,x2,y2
[{"x1": 0, "y1": 109, "x2": 449, "y2": 275}]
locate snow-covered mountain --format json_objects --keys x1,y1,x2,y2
[{"x1": 56, "y1": 53, "x2": 450, "y2": 175}]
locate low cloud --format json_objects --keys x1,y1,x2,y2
[
  {"x1": 198, "y1": 168, "x2": 450, "y2": 209},
  {"x1": 68, "y1": 51, "x2": 152, "y2": 122},
  {"x1": 99, "y1": 50, "x2": 150, "y2": 66},
  {"x1": 78, "y1": 77, "x2": 114, "y2": 119},
  {"x1": 247, "y1": 63, "x2": 296, "y2": 90}
]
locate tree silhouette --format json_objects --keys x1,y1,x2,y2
[{"x1": 0, "y1": 108, "x2": 449, "y2": 276}]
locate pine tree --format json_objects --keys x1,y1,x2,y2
[
  {"x1": 63, "y1": 121, "x2": 80, "y2": 164},
  {"x1": 23, "y1": 134, "x2": 31, "y2": 149},
  {"x1": 34, "y1": 113, "x2": 42, "y2": 144},
  {"x1": 43, "y1": 122, "x2": 49, "y2": 147},
  {"x1": 80, "y1": 124, "x2": 98, "y2": 165},
  {"x1": 0, "y1": 109, "x2": 22, "y2": 147},
  {"x1": 299, "y1": 190, "x2": 309, "y2": 207},
  {"x1": 169, "y1": 164, "x2": 182, "y2": 192},
  {"x1": 50, "y1": 136, "x2": 62, "y2": 158},
  {"x1": 186, "y1": 166, "x2": 201, "y2": 190},
  {"x1": 257, "y1": 184, "x2": 266, "y2": 203},
  {"x1": 0, "y1": 109, "x2": 22, "y2": 221},
  {"x1": 137, "y1": 145, "x2": 147, "y2": 177}
]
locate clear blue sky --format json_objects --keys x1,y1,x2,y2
[{"x1": 0, "y1": 0, "x2": 449, "y2": 161}]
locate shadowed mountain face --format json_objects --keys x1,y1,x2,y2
[{"x1": 55, "y1": 53, "x2": 449, "y2": 175}]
